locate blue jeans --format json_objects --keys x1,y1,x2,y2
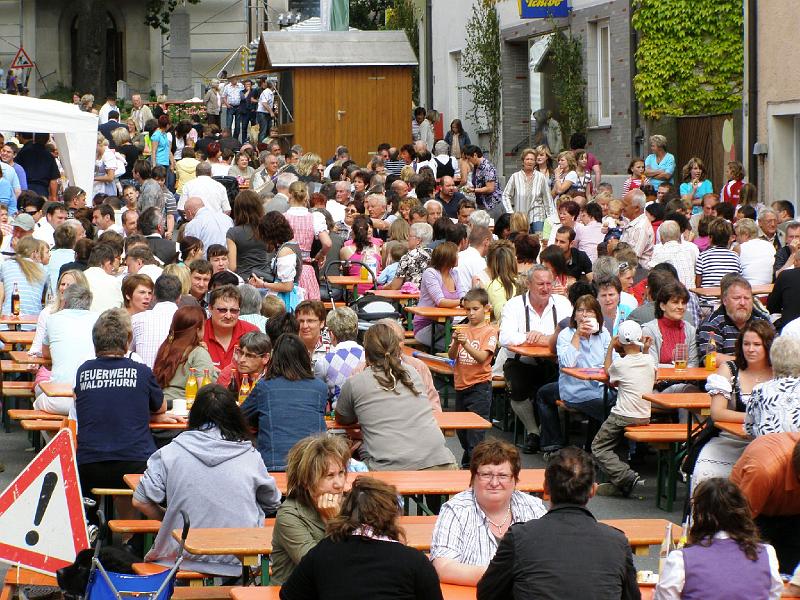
[
  {"x1": 530, "y1": 221, "x2": 545, "y2": 233},
  {"x1": 455, "y1": 381, "x2": 492, "y2": 467},
  {"x1": 536, "y1": 381, "x2": 608, "y2": 451},
  {"x1": 225, "y1": 106, "x2": 242, "y2": 139},
  {"x1": 256, "y1": 112, "x2": 272, "y2": 144}
]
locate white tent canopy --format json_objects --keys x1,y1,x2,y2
[{"x1": 0, "y1": 94, "x2": 98, "y2": 194}]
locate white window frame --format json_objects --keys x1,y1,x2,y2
[{"x1": 596, "y1": 20, "x2": 611, "y2": 127}]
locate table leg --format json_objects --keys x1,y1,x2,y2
[
  {"x1": 443, "y1": 318, "x2": 453, "y2": 352},
  {"x1": 260, "y1": 556, "x2": 270, "y2": 586}
]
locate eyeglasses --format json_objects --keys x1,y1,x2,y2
[
  {"x1": 214, "y1": 307, "x2": 240, "y2": 315},
  {"x1": 234, "y1": 347, "x2": 266, "y2": 360},
  {"x1": 345, "y1": 209, "x2": 358, "y2": 214},
  {"x1": 475, "y1": 472, "x2": 513, "y2": 483},
  {"x1": 617, "y1": 262, "x2": 630, "y2": 271}
]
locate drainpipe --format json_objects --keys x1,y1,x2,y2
[
  {"x1": 425, "y1": 0, "x2": 433, "y2": 109},
  {"x1": 745, "y1": 0, "x2": 758, "y2": 185}
]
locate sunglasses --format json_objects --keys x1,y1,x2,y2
[{"x1": 214, "y1": 307, "x2": 240, "y2": 315}]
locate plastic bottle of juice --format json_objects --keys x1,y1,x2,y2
[
  {"x1": 185, "y1": 368, "x2": 198, "y2": 408},
  {"x1": 238, "y1": 375, "x2": 251, "y2": 405},
  {"x1": 705, "y1": 338, "x2": 717, "y2": 371},
  {"x1": 201, "y1": 368, "x2": 212, "y2": 388}
]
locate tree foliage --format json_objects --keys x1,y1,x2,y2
[
  {"x1": 385, "y1": 0, "x2": 420, "y2": 104},
  {"x1": 461, "y1": 0, "x2": 501, "y2": 155},
  {"x1": 145, "y1": 0, "x2": 202, "y2": 33},
  {"x1": 631, "y1": 0, "x2": 744, "y2": 119},
  {"x1": 548, "y1": 24, "x2": 586, "y2": 143},
  {"x1": 349, "y1": 0, "x2": 392, "y2": 30}
]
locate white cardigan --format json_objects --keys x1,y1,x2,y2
[{"x1": 501, "y1": 169, "x2": 555, "y2": 222}]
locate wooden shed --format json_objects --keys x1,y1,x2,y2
[{"x1": 253, "y1": 30, "x2": 417, "y2": 165}]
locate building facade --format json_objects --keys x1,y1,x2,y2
[
  {"x1": 747, "y1": 0, "x2": 800, "y2": 209},
  {"x1": 430, "y1": 0, "x2": 638, "y2": 185},
  {"x1": 1, "y1": 0, "x2": 290, "y2": 99}
]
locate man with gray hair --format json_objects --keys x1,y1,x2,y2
[
  {"x1": 314, "y1": 307, "x2": 364, "y2": 407},
  {"x1": 265, "y1": 171, "x2": 297, "y2": 213},
  {"x1": 35, "y1": 285, "x2": 98, "y2": 414},
  {"x1": 178, "y1": 161, "x2": 230, "y2": 214},
  {"x1": 432, "y1": 140, "x2": 458, "y2": 181},
  {"x1": 499, "y1": 264, "x2": 572, "y2": 453},
  {"x1": 424, "y1": 199, "x2": 443, "y2": 225},
  {"x1": 387, "y1": 222, "x2": 433, "y2": 289},
  {"x1": 131, "y1": 274, "x2": 182, "y2": 368},
  {"x1": 619, "y1": 188, "x2": 653, "y2": 268},
  {"x1": 184, "y1": 197, "x2": 234, "y2": 254},
  {"x1": 326, "y1": 180, "x2": 351, "y2": 223},
  {"x1": 648, "y1": 219, "x2": 696, "y2": 288},
  {"x1": 758, "y1": 207, "x2": 784, "y2": 251}
]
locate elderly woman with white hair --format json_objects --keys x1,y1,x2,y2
[
  {"x1": 734, "y1": 217, "x2": 776, "y2": 286},
  {"x1": 238, "y1": 284, "x2": 268, "y2": 331},
  {"x1": 424, "y1": 199, "x2": 443, "y2": 225},
  {"x1": 648, "y1": 220, "x2": 697, "y2": 289},
  {"x1": 644, "y1": 134, "x2": 676, "y2": 189},
  {"x1": 313, "y1": 307, "x2": 364, "y2": 408},
  {"x1": 745, "y1": 334, "x2": 800, "y2": 437}
]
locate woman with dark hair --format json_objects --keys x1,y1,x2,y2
[
  {"x1": 596, "y1": 276, "x2": 632, "y2": 336},
  {"x1": 444, "y1": 118, "x2": 471, "y2": 159},
  {"x1": 655, "y1": 478, "x2": 782, "y2": 599},
  {"x1": 153, "y1": 306, "x2": 216, "y2": 405},
  {"x1": 206, "y1": 142, "x2": 230, "y2": 178},
  {"x1": 340, "y1": 215, "x2": 382, "y2": 295},
  {"x1": 173, "y1": 119, "x2": 197, "y2": 161},
  {"x1": 414, "y1": 241, "x2": 463, "y2": 350},
  {"x1": 693, "y1": 321, "x2": 774, "y2": 488},
  {"x1": 642, "y1": 281, "x2": 698, "y2": 368},
  {"x1": 179, "y1": 236, "x2": 204, "y2": 266},
  {"x1": 336, "y1": 323, "x2": 456, "y2": 470},
  {"x1": 536, "y1": 295, "x2": 611, "y2": 454},
  {"x1": 512, "y1": 233, "x2": 541, "y2": 284},
  {"x1": 241, "y1": 333, "x2": 328, "y2": 471},
  {"x1": 539, "y1": 245, "x2": 575, "y2": 297},
  {"x1": 122, "y1": 274, "x2": 154, "y2": 316},
  {"x1": 249, "y1": 211, "x2": 303, "y2": 307},
  {"x1": 281, "y1": 477, "x2": 443, "y2": 600},
  {"x1": 226, "y1": 190, "x2": 270, "y2": 280},
  {"x1": 133, "y1": 384, "x2": 280, "y2": 577}
]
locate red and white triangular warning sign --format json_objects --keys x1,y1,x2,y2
[
  {"x1": 10, "y1": 47, "x2": 34, "y2": 69},
  {"x1": 0, "y1": 429, "x2": 89, "y2": 575}
]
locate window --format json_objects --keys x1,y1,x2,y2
[{"x1": 588, "y1": 20, "x2": 611, "y2": 127}]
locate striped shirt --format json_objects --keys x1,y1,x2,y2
[
  {"x1": 620, "y1": 213, "x2": 654, "y2": 268},
  {"x1": 695, "y1": 246, "x2": 742, "y2": 303},
  {"x1": 0, "y1": 259, "x2": 46, "y2": 329},
  {"x1": 430, "y1": 489, "x2": 546, "y2": 566}
]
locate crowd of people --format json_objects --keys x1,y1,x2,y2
[{"x1": 2, "y1": 93, "x2": 800, "y2": 598}]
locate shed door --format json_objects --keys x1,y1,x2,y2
[{"x1": 333, "y1": 67, "x2": 379, "y2": 165}]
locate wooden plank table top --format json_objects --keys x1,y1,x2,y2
[
  {"x1": 328, "y1": 411, "x2": 491, "y2": 432},
  {"x1": 326, "y1": 275, "x2": 374, "y2": 287},
  {"x1": 366, "y1": 290, "x2": 420, "y2": 301},
  {"x1": 714, "y1": 420, "x2": 749, "y2": 439},
  {"x1": 8, "y1": 351, "x2": 51, "y2": 366},
  {"x1": 561, "y1": 366, "x2": 711, "y2": 383},
  {"x1": 0, "y1": 331, "x2": 35, "y2": 345},
  {"x1": 401, "y1": 345, "x2": 454, "y2": 375},
  {"x1": 127, "y1": 469, "x2": 545, "y2": 496},
  {"x1": 405, "y1": 305, "x2": 468, "y2": 321},
  {"x1": 691, "y1": 284, "x2": 773, "y2": 297},
  {"x1": 38, "y1": 382, "x2": 74, "y2": 397},
  {"x1": 8, "y1": 409, "x2": 63, "y2": 421},
  {"x1": 0, "y1": 314, "x2": 38, "y2": 326},
  {"x1": 642, "y1": 392, "x2": 712, "y2": 415},
  {"x1": 506, "y1": 344, "x2": 556, "y2": 359}
]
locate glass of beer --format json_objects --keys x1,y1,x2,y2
[{"x1": 672, "y1": 343, "x2": 688, "y2": 371}]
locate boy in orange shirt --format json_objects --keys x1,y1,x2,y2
[{"x1": 448, "y1": 288, "x2": 498, "y2": 467}]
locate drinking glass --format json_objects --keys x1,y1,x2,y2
[{"x1": 672, "y1": 343, "x2": 688, "y2": 371}]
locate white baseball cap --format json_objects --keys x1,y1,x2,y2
[{"x1": 617, "y1": 320, "x2": 644, "y2": 349}]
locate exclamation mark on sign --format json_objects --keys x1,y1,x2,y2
[{"x1": 25, "y1": 472, "x2": 58, "y2": 546}]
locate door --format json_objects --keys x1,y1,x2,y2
[{"x1": 333, "y1": 67, "x2": 378, "y2": 165}]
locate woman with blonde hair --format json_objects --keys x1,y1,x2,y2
[
  {"x1": 284, "y1": 181, "x2": 331, "y2": 300},
  {"x1": 296, "y1": 152, "x2": 324, "y2": 183},
  {"x1": 281, "y1": 477, "x2": 443, "y2": 600},
  {"x1": 484, "y1": 240, "x2": 519, "y2": 322},
  {"x1": 502, "y1": 148, "x2": 554, "y2": 234},
  {"x1": 336, "y1": 322, "x2": 456, "y2": 471},
  {"x1": 93, "y1": 133, "x2": 117, "y2": 197},
  {"x1": 552, "y1": 150, "x2": 578, "y2": 199},
  {"x1": 163, "y1": 263, "x2": 191, "y2": 295},
  {"x1": 0, "y1": 236, "x2": 48, "y2": 324},
  {"x1": 509, "y1": 212, "x2": 530, "y2": 235},
  {"x1": 270, "y1": 434, "x2": 351, "y2": 584}
]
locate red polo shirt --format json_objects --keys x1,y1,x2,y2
[{"x1": 203, "y1": 318, "x2": 258, "y2": 370}]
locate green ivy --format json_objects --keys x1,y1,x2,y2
[
  {"x1": 548, "y1": 23, "x2": 587, "y2": 144},
  {"x1": 631, "y1": 0, "x2": 743, "y2": 119},
  {"x1": 461, "y1": 0, "x2": 502, "y2": 155}
]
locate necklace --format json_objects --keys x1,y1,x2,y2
[{"x1": 485, "y1": 507, "x2": 512, "y2": 531}]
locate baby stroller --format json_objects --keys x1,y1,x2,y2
[
  {"x1": 81, "y1": 511, "x2": 189, "y2": 600},
  {"x1": 322, "y1": 260, "x2": 402, "y2": 332}
]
